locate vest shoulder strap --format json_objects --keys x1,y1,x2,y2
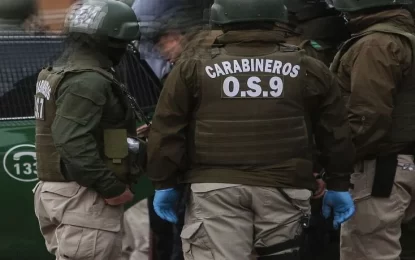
[
  {"x1": 36, "y1": 67, "x2": 68, "y2": 100},
  {"x1": 279, "y1": 43, "x2": 301, "y2": 52},
  {"x1": 60, "y1": 65, "x2": 115, "y2": 81},
  {"x1": 89, "y1": 67, "x2": 116, "y2": 81},
  {"x1": 210, "y1": 47, "x2": 221, "y2": 59},
  {"x1": 362, "y1": 23, "x2": 415, "y2": 68},
  {"x1": 330, "y1": 23, "x2": 415, "y2": 72},
  {"x1": 203, "y1": 31, "x2": 223, "y2": 59}
]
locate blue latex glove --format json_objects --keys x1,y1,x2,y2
[
  {"x1": 322, "y1": 190, "x2": 355, "y2": 229},
  {"x1": 153, "y1": 188, "x2": 180, "y2": 223}
]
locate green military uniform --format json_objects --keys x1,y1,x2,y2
[
  {"x1": 35, "y1": 53, "x2": 139, "y2": 195},
  {"x1": 33, "y1": 1, "x2": 141, "y2": 259},
  {"x1": 147, "y1": 0, "x2": 355, "y2": 259},
  {"x1": 328, "y1": 1, "x2": 415, "y2": 260}
]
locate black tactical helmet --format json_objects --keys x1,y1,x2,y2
[
  {"x1": 0, "y1": 0, "x2": 37, "y2": 21},
  {"x1": 326, "y1": 0, "x2": 413, "y2": 12},
  {"x1": 64, "y1": 0, "x2": 140, "y2": 42},
  {"x1": 210, "y1": 0, "x2": 288, "y2": 25},
  {"x1": 285, "y1": 0, "x2": 333, "y2": 13},
  {"x1": 284, "y1": 0, "x2": 338, "y2": 22}
]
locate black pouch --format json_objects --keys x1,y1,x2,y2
[
  {"x1": 175, "y1": 183, "x2": 190, "y2": 226},
  {"x1": 371, "y1": 154, "x2": 398, "y2": 198},
  {"x1": 300, "y1": 199, "x2": 332, "y2": 260},
  {"x1": 172, "y1": 184, "x2": 189, "y2": 260}
]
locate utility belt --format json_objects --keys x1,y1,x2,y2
[{"x1": 360, "y1": 147, "x2": 415, "y2": 198}]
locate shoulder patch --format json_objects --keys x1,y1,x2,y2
[
  {"x1": 310, "y1": 40, "x2": 323, "y2": 50},
  {"x1": 301, "y1": 40, "x2": 332, "y2": 52}
]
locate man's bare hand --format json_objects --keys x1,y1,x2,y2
[
  {"x1": 105, "y1": 188, "x2": 134, "y2": 206},
  {"x1": 136, "y1": 123, "x2": 151, "y2": 138},
  {"x1": 312, "y1": 173, "x2": 327, "y2": 199}
]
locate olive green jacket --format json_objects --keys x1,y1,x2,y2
[
  {"x1": 147, "y1": 30, "x2": 355, "y2": 191},
  {"x1": 333, "y1": 9, "x2": 415, "y2": 159},
  {"x1": 52, "y1": 49, "x2": 134, "y2": 198}
]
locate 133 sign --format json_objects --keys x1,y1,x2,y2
[
  {"x1": 3, "y1": 144, "x2": 38, "y2": 182},
  {"x1": 221, "y1": 76, "x2": 284, "y2": 99}
]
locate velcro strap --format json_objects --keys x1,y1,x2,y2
[{"x1": 255, "y1": 236, "x2": 301, "y2": 256}]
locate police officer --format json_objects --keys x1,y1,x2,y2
[
  {"x1": 284, "y1": 0, "x2": 349, "y2": 67},
  {"x1": 146, "y1": 0, "x2": 356, "y2": 259},
  {"x1": 328, "y1": 1, "x2": 415, "y2": 260},
  {"x1": 283, "y1": 2, "x2": 351, "y2": 260},
  {"x1": 134, "y1": 3, "x2": 214, "y2": 260},
  {"x1": 33, "y1": 0, "x2": 141, "y2": 259}
]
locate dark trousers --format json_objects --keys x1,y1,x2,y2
[
  {"x1": 302, "y1": 198, "x2": 340, "y2": 260},
  {"x1": 401, "y1": 219, "x2": 415, "y2": 260},
  {"x1": 148, "y1": 194, "x2": 185, "y2": 260}
]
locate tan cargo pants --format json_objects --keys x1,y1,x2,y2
[
  {"x1": 341, "y1": 155, "x2": 415, "y2": 260},
  {"x1": 180, "y1": 183, "x2": 312, "y2": 260},
  {"x1": 33, "y1": 181, "x2": 124, "y2": 260},
  {"x1": 121, "y1": 199, "x2": 150, "y2": 260}
]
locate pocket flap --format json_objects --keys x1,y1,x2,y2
[
  {"x1": 282, "y1": 188, "x2": 312, "y2": 201},
  {"x1": 41, "y1": 182, "x2": 81, "y2": 197},
  {"x1": 104, "y1": 129, "x2": 128, "y2": 159},
  {"x1": 180, "y1": 222, "x2": 203, "y2": 240}
]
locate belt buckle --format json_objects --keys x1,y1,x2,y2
[{"x1": 300, "y1": 214, "x2": 311, "y2": 229}]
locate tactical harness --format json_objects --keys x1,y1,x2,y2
[
  {"x1": 208, "y1": 40, "x2": 311, "y2": 260},
  {"x1": 201, "y1": 43, "x2": 311, "y2": 167},
  {"x1": 331, "y1": 23, "x2": 415, "y2": 198},
  {"x1": 35, "y1": 66, "x2": 148, "y2": 184}
]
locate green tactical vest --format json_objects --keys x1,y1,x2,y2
[
  {"x1": 190, "y1": 43, "x2": 312, "y2": 167},
  {"x1": 35, "y1": 66, "x2": 141, "y2": 183},
  {"x1": 330, "y1": 23, "x2": 415, "y2": 144}
]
